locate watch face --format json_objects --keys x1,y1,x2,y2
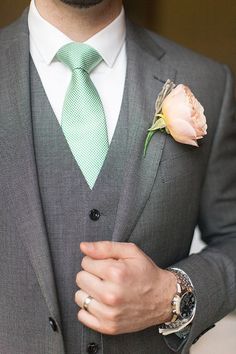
[{"x1": 180, "y1": 292, "x2": 196, "y2": 319}]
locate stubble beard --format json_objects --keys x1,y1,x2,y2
[{"x1": 59, "y1": 0, "x2": 104, "y2": 8}]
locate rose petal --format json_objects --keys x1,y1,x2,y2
[
  {"x1": 168, "y1": 119, "x2": 198, "y2": 145},
  {"x1": 161, "y1": 84, "x2": 207, "y2": 147}
]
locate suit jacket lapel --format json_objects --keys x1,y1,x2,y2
[
  {"x1": 0, "y1": 11, "x2": 61, "y2": 327},
  {"x1": 1, "y1": 10, "x2": 176, "y2": 313},
  {"x1": 112, "y1": 22, "x2": 177, "y2": 242}
]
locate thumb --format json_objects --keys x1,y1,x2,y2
[{"x1": 80, "y1": 241, "x2": 140, "y2": 260}]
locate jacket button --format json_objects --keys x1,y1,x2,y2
[
  {"x1": 87, "y1": 342, "x2": 99, "y2": 354},
  {"x1": 49, "y1": 317, "x2": 58, "y2": 332},
  {"x1": 89, "y1": 209, "x2": 100, "y2": 221}
]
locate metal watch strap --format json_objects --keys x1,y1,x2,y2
[
  {"x1": 158, "y1": 268, "x2": 196, "y2": 336},
  {"x1": 169, "y1": 268, "x2": 194, "y2": 293}
]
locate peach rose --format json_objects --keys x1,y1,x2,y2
[{"x1": 161, "y1": 84, "x2": 207, "y2": 146}]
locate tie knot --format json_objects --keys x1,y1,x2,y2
[{"x1": 56, "y1": 42, "x2": 102, "y2": 74}]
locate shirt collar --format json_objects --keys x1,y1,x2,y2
[{"x1": 28, "y1": 0, "x2": 126, "y2": 68}]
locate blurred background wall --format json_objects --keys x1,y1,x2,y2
[
  {"x1": 125, "y1": 0, "x2": 236, "y2": 78},
  {"x1": 1, "y1": 1, "x2": 235, "y2": 76},
  {"x1": 0, "y1": 0, "x2": 29, "y2": 28},
  {"x1": 0, "y1": 1, "x2": 236, "y2": 353}
]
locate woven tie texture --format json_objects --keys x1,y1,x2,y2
[{"x1": 56, "y1": 42, "x2": 109, "y2": 189}]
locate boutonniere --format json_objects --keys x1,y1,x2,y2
[{"x1": 144, "y1": 80, "x2": 207, "y2": 156}]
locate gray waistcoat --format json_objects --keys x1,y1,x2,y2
[{"x1": 30, "y1": 60, "x2": 128, "y2": 354}]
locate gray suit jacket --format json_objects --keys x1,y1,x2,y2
[{"x1": 0, "y1": 9, "x2": 236, "y2": 354}]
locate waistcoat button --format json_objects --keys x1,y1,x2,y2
[
  {"x1": 89, "y1": 209, "x2": 101, "y2": 221},
  {"x1": 87, "y1": 342, "x2": 99, "y2": 354}
]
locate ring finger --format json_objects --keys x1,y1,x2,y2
[{"x1": 75, "y1": 289, "x2": 113, "y2": 320}]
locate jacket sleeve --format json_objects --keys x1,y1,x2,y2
[{"x1": 165, "y1": 65, "x2": 236, "y2": 353}]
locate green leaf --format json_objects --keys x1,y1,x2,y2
[
  {"x1": 148, "y1": 117, "x2": 166, "y2": 132},
  {"x1": 143, "y1": 131, "x2": 156, "y2": 157}
]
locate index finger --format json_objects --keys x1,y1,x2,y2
[{"x1": 81, "y1": 256, "x2": 119, "y2": 281}]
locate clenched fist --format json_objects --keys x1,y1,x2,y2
[{"x1": 75, "y1": 241, "x2": 177, "y2": 335}]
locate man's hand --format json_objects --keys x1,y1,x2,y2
[{"x1": 75, "y1": 241, "x2": 177, "y2": 335}]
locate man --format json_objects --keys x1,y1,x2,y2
[{"x1": 0, "y1": 0, "x2": 235, "y2": 353}]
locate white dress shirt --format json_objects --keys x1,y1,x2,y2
[{"x1": 28, "y1": 0, "x2": 127, "y2": 143}]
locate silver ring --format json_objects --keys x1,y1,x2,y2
[{"x1": 83, "y1": 295, "x2": 93, "y2": 312}]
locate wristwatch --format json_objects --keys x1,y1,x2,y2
[
  {"x1": 159, "y1": 268, "x2": 196, "y2": 335},
  {"x1": 169, "y1": 268, "x2": 196, "y2": 322}
]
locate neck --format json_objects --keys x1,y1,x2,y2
[{"x1": 35, "y1": 0, "x2": 122, "y2": 42}]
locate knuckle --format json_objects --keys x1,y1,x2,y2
[
  {"x1": 107, "y1": 308, "x2": 121, "y2": 322},
  {"x1": 102, "y1": 292, "x2": 116, "y2": 306},
  {"x1": 74, "y1": 291, "x2": 79, "y2": 303},
  {"x1": 76, "y1": 270, "x2": 85, "y2": 286},
  {"x1": 109, "y1": 263, "x2": 127, "y2": 283},
  {"x1": 103, "y1": 291, "x2": 122, "y2": 306},
  {"x1": 76, "y1": 272, "x2": 81, "y2": 285},
  {"x1": 81, "y1": 256, "x2": 88, "y2": 269}
]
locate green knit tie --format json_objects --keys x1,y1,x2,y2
[{"x1": 56, "y1": 42, "x2": 109, "y2": 189}]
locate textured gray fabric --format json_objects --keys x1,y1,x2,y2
[
  {"x1": 0, "y1": 7, "x2": 236, "y2": 354},
  {"x1": 30, "y1": 57, "x2": 128, "y2": 353},
  {"x1": 0, "y1": 13, "x2": 64, "y2": 354}
]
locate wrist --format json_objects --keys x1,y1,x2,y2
[{"x1": 161, "y1": 269, "x2": 178, "y2": 323}]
